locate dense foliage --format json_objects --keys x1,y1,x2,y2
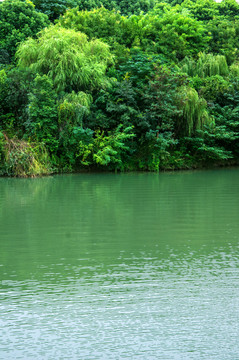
[
  {"x1": 0, "y1": 0, "x2": 49, "y2": 61},
  {"x1": 0, "y1": 0, "x2": 239, "y2": 176},
  {"x1": 32, "y1": 0, "x2": 155, "y2": 20}
]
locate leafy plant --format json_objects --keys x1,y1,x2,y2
[{"x1": 77, "y1": 125, "x2": 135, "y2": 170}]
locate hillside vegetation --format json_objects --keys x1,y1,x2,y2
[{"x1": 1, "y1": 0, "x2": 239, "y2": 176}]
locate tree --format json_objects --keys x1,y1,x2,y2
[
  {"x1": 218, "y1": 0, "x2": 239, "y2": 20},
  {"x1": 58, "y1": 7, "x2": 127, "y2": 56},
  {"x1": 180, "y1": 0, "x2": 219, "y2": 21},
  {"x1": 59, "y1": 6, "x2": 210, "y2": 60},
  {"x1": 16, "y1": 25, "x2": 114, "y2": 93},
  {"x1": 0, "y1": 67, "x2": 35, "y2": 135},
  {"x1": 178, "y1": 0, "x2": 239, "y2": 64},
  {"x1": 73, "y1": 0, "x2": 155, "y2": 15},
  {"x1": 32, "y1": 0, "x2": 78, "y2": 21},
  {"x1": 26, "y1": 75, "x2": 59, "y2": 152},
  {"x1": 0, "y1": 0, "x2": 49, "y2": 60},
  {"x1": 207, "y1": 17, "x2": 239, "y2": 65},
  {"x1": 147, "y1": 8, "x2": 210, "y2": 60},
  {"x1": 113, "y1": 0, "x2": 155, "y2": 15},
  {"x1": 177, "y1": 86, "x2": 212, "y2": 136},
  {"x1": 181, "y1": 53, "x2": 229, "y2": 78},
  {"x1": 32, "y1": 0, "x2": 155, "y2": 19}
]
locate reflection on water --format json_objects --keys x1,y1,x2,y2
[{"x1": 0, "y1": 169, "x2": 239, "y2": 359}]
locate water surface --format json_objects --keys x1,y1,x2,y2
[{"x1": 0, "y1": 169, "x2": 239, "y2": 359}]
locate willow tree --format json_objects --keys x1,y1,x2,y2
[
  {"x1": 181, "y1": 53, "x2": 229, "y2": 78},
  {"x1": 16, "y1": 25, "x2": 114, "y2": 93},
  {"x1": 58, "y1": 91, "x2": 92, "y2": 128},
  {"x1": 177, "y1": 86, "x2": 213, "y2": 136}
]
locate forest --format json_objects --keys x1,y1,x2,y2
[{"x1": 0, "y1": 0, "x2": 239, "y2": 176}]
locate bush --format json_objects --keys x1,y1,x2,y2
[
  {"x1": 0, "y1": 134, "x2": 52, "y2": 177},
  {"x1": 76, "y1": 125, "x2": 135, "y2": 170}
]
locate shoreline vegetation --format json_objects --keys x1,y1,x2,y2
[{"x1": 1, "y1": 0, "x2": 239, "y2": 177}]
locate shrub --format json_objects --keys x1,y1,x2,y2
[{"x1": 1, "y1": 134, "x2": 52, "y2": 177}]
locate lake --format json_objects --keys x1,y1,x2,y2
[{"x1": 0, "y1": 169, "x2": 239, "y2": 359}]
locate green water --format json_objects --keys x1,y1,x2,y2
[{"x1": 0, "y1": 169, "x2": 239, "y2": 359}]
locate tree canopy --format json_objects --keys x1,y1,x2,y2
[
  {"x1": 32, "y1": 0, "x2": 155, "y2": 19},
  {"x1": 17, "y1": 25, "x2": 114, "y2": 93},
  {"x1": 0, "y1": 0, "x2": 49, "y2": 60}
]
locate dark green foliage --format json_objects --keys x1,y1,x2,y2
[
  {"x1": 0, "y1": 131, "x2": 5, "y2": 173},
  {"x1": 87, "y1": 80, "x2": 139, "y2": 132},
  {"x1": 180, "y1": 0, "x2": 219, "y2": 21},
  {"x1": 33, "y1": 0, "x2": 155, "y2": 18},
  {"x1": 32, "y1": 0, "x2": 78, "y2": 21},
  {"x1": 0, "y1": 67, "x2": 35, "y2": 135},
  {"x1": 208, "y1": 78, "x2": 239, "y2": 158},
  {"x1": 25, "y1": 75, "x2": 59, "y2": 153},
  {"x1": 57, "y1": 92, "x2": 93, "y2": 168},
  {"x1": 217, "y1": 0, "x2": 239, "y2": 20},
  {"x1": 74, "y1": 0, "x2": 155, "y2": 15},
  {"x1": 179, "y1": 77, "x2": 239, "y2": 164},
  {"x1": 116, "y1": 51, "x2": 168, "y2": 85},
  {"x1": 181, "y1": 133, "x2": 234, "y2": 163},
  {"x1": 0, "y1": 0, "x2": 49, "y2": 60},
  {"x1": 87, "y1": 53, "x2": 161, "y2": 134},
  {"x1": 0, "y1": 49, "x2": 10, "y2": 66},
  {"x1": 142, "y1": 66, "x2": 186, "y2": 135},
  {"x1": 88, "y1": 62, "x2": 188, "y2": 170}
]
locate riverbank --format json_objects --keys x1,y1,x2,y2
[
  {"x1": 1, "y1": 135, "x2": 238, "y2": 178},
  {"x1": 1, "y1": 1, "x2": 239, "y2": 178}
]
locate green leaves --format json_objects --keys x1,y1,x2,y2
[
  {"x1": 58, "y1": 5, "x2": 210, "y2": 61},
  {"x1": 17, "y1": 25, "x2": 114, "y2": 93},
  {"x1": 77, "y1": 125, "x2": 135, "y2": 169},
  {"x1": 0, "y1": 0, "x2": 49, "y2": 60},
  {"x1": 181, "y1": 53, "x2": 229, "y2": 78},
  {"x1": 26, "y1": 74, "x2": 59, "y2": 152},
  {"x1": 58, "y1": 91, "x2": 92, "y2": 128},
  {"x1": 178, "y1": 86, "x2": 213, "y2": 136},
  {"x1": 32, "y1": 0, "x2": 78, "y2": 21},
  {"x1": 1, "y1": 0, "x2": 239, "y2": 174}
]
